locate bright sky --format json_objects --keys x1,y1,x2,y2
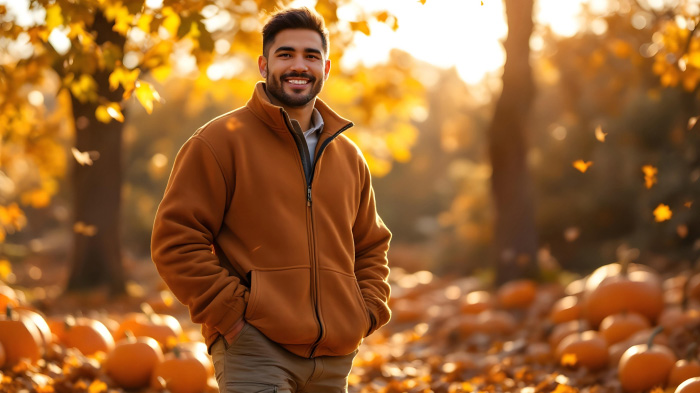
[{"x1": 296, "y1": 0, "x2": 611, "y2": 85}]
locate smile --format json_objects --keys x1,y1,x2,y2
[{"x1": 286, "y1": 79, "x2": 310, "y2": 85}]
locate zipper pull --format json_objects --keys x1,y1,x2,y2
[{"x1": 307, "y1": 186, "x2": 312, "y2": 207}]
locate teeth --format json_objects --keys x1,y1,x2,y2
[{"x1": 288, "y1": 79, "x2": 308, "y2": 85}]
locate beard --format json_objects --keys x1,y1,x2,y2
[{"x1": 266, "y1": 70, "x2": 323, "y2": 108}]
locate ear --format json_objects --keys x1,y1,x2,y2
[
  {"x1": 258, "y1": 55, "x2": 268, "y2": 78},
  {"x1": 324, "y1": 59, "x2": 331, "y2": 81}
]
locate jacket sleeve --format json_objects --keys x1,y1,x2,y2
[
  {"x1": 151, "y1": 135, "x2": 248, "y2": 338},
  {"x1": 353, "y1": 156, "x2": 392, "y2": 336}
]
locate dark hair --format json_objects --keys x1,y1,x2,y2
[{"x1": 262, "y1": 7, "x2": 329, "y2": 57}]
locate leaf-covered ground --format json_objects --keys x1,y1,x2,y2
[{"x1": 1, "y1": 260, "x2": 699, "y2": 393}]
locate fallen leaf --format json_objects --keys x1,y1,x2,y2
[
  {"x1": 653, "y1": 204, "x2": 672, "y2": 222},
  {"x1": 560, "y1": 353, "x2": 577, "y2": 367},
  {"x1": 573, "y1": 160, "x2": 593, "y2": 173}
]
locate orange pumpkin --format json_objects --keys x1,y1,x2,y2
[
  {"x1": 177, "y1": 341, "x2": 214, "y2": 377},
  {"x1": 618, "y1": 327, "x2": 677, "y2": 392},
  {"x1": 0, "y1": 286, "x2": 19, "y2": 312},
  {"x1": 0, "y1": 341, "x2": 5, "y2": 368},
  {"x1": 115, "y1": 304, "x2": 182, "y2": 348},
  {"x1": 460, "y1": 291, "x2": 492, "y2": 314},
  {"x1": 670, "y1": 360, "x2": 700, "y2": 388},
  {"x1": 608, "y1": 327, "x2": 670, "y2": 366},
  {"x1": 549, "y1": 320, "x2": 590, "y2": 349},
  {"x1": 14, "y1": 308, "x2": 52, "y2": 349},
  {"x1": 497, "y1": 279, "x2": 537, "y2": 309},
  {"x1": 676, "y1": 377, "x2": 700, "y2": 393},
  {"x1": 583, "y1": 263, "x2": 664, "y2": 327},
  {"x1": 151, "y1": 346, "x2": 209, "y2": 393},
  {"x1": 669, "y1": 344, "x2": 700, "y2": 388},
  {"x1": 549, "y1": 296, "x2": 582, "y2": 324},
  {"x1": 687, "y1": 273, "x2": 700, "y2": 303},
  {"x1": 57, "y1": 316, "x2": 115, "y2": 356},
  {"x1": 0, "y1": 306, "x2": 44, "y2": 366},
  {"x1": 105, "y1": 335, "x2": 164, "y2": 389},
  {"x1": 659, "y1": 306, "x2": 700, "y2": 333},
  {"x1": 475, "y1": 310, "x2": 516, "y2": 336},
  {"x1": 599, "y1": 312, "x2": 650, "y2": 345},
  {"x1": 555, "y1": 330, "x2": 608, "y2": 371}
]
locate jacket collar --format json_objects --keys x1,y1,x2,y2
[{"x1": 246, "y1": 82, "x2": 353, "y2": 136}]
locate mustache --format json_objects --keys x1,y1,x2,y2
[{"x1": 280, "y1": 72, "x2": 316, "y2": 82}]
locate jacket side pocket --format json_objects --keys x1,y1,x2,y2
[{"x1": 244, "y1": 267, "x2": 318, "y2": 345}]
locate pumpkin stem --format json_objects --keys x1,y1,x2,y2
[
  {"x1": 647, "y1": 325, "x2": 664, "y2": 348},
  {"x1": 173, "y1": 345, "x2": 182, "y2": 359},
  {"x1": 125, "y1": 330, "x2": 136, "y2": 342},
  {"x1": 65, "y1": 315, "x2": 76, "y2": 330},
  {"x1": 5, "y1": 305, "x2": 11, "y2": 319},
  {"x1": 140, "y1": 302, "x2": 157, "y2": 323},
  {"x1": 619, "y1": 258, "x2": 629, "y2": 277}
]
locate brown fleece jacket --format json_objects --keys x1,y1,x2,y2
[{"x1": 151, "y1": 82, "x2": 392, "y2": 358}]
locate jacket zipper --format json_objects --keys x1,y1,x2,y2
[{"x1": 280, "y1": 109, "x2": 354, "y2": 358}]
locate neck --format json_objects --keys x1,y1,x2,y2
[{"x1": 266, "y1": 91, "x2": 316, "y2": 131}]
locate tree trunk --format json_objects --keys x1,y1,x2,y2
[
  {"x1": 487, "y1": 0, "x2": 538, "y2": 284},
  {"x1": 66, "y1": 12, "x2": 126, "y2": 294}
]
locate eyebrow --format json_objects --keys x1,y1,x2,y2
[{"x1": 274, "y1": 46, "x2": 323, "y2": 56}]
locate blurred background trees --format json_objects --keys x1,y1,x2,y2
[{"x1": 1, "y1": 0, "x2": 700, "y2": 297}]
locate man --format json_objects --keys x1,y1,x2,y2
[{"x1": 151, "y1": 7, "x2": 392, "y2": 393}]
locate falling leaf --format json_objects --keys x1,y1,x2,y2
[
  {"x1": 560, "y1": 353, "x2": 577, "y2": 367},
  {"x1": 688, "y1": 116, "x2": 698, "y2": 130},
  {"x1": 653, "y1": 204, "x2": 672, "y2": 222},
  {"x1": 685, "y1": 201, "x2": 693, "y2": 208},
  {"x1": 135, "y1": 81, "x2": 162, "y2": 114},
  {"x1": 642, "y1": 165, "x2": 658, "y2": 189},
  {"x1": 375, "y1": 11, "x2": 389, "y2": 23},
  {"x1": 418, "y1": 0, "x2": 426, "y2": 4},
  {"x1": 481, "y1": 1, "x2": 484, "y2": 5},
  {"x1": 74, "y1": 221, "x2": 98, "y2": 236},
  {"x1": 595, "y1": 125, "x2": 607, "y2": 142},
  {"x1": 573, "y1": 160, "x2": 593, "y2": 173},
  {"x1": 95, "y1": 103, "x2": 124, "y2": 123},
  {"x1": 677, "y1": 225, "x2": 689, "y2": 238},
  {"x1": 71, "y1": 147, "x2": 100, "y2": 166}
]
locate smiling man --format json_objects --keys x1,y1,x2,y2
[{"x1": 151, "y1": 7, "x2": 392, "y2": 393}]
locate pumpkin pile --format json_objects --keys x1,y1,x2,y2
[
  {"x1": 0, "y1": 286, "x2": 215, "y2": 393},
  {"x1": 2, "y1": 260, "x2": 700, "y2": 393}
]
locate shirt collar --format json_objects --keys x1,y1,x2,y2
[{"x1": 304, "y1": 108, "x2": 324, "y2": 137}]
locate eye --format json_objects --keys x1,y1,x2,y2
[{"x1": 278, "y1": 53, "x2": 291, "y2": 58}]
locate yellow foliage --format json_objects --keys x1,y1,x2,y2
[
  {"x1": 109, "y1": 65, "x2": 140, "y2": 94},
  {"x1": 161, "y1": 7, "x2": 181, "y2": 37},
  {"x1": 0, "y1": 260, "x2": 11, "y2": 280},
  {"x1": 135, "y1": 81, "x2": 162, "y2": 114},
  {"x1": 46, "y1": 4, "x2": 64, "y2": 31},
  {"x1": 68, "y1": 74, "x2": 99, "y2": 103},
  {"x1": 560, "y1": 353, "x2": 577, "y2": 367},
  {"x1": 350, "y1": 21, "x2": 371, "y2": 36}
]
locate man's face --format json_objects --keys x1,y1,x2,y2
[{"x1": 258, "y1": 29, "x2": 330, "y2": 108}]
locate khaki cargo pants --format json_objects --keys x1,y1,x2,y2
[{"x1": 211, "y1": 323, "x2": 358, "y2": 393}]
